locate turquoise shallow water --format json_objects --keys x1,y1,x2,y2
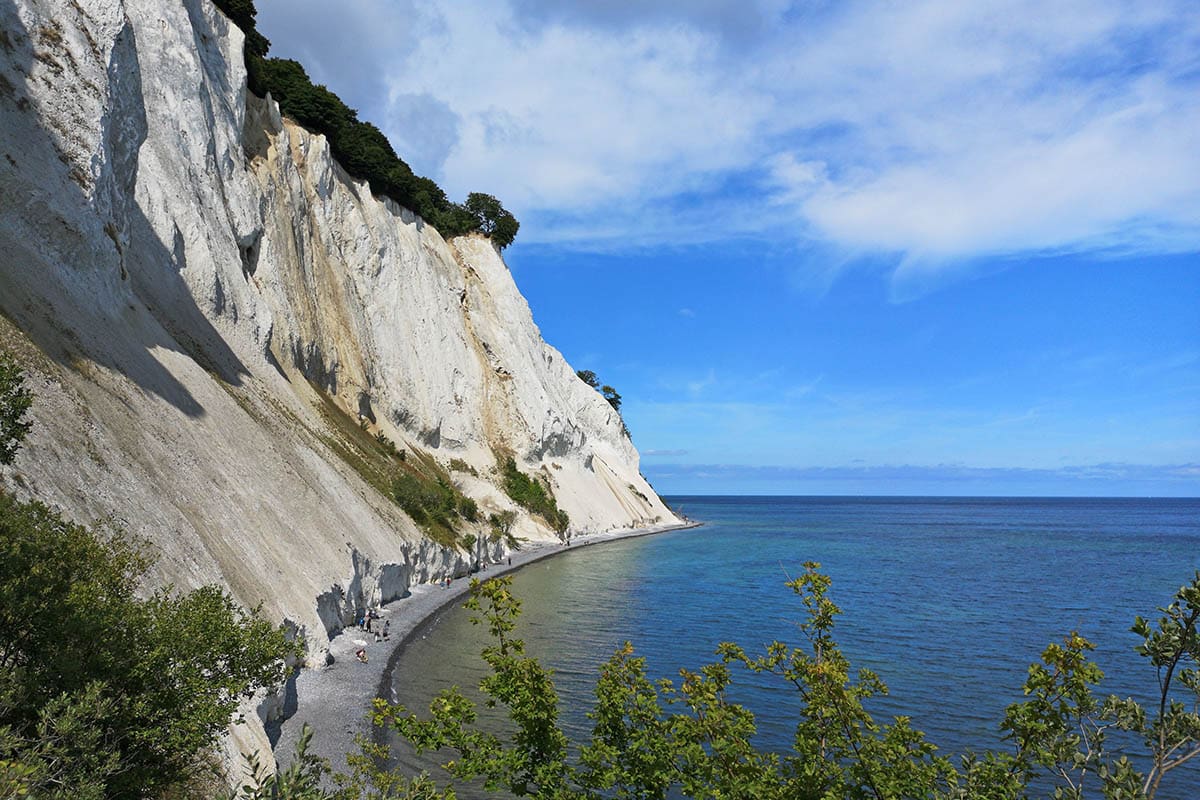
[{"x1": 387, "y1": 496, "x2": 1200, "y2": 797}]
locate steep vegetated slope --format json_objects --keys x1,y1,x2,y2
[{"x1": 0, "y1": 0, "x2": 678, "y2": 763}]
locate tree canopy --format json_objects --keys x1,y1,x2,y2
[
  {"x1": 237, "y1": 567, "x2": 1200, "y2": 799},
  {"x1": 575, "y1": 370, "x2": 623, "y2": 413},
  {"x1": 212, "y1": 0, "x2": 519, "y2": 248},
  {"x1": 600, "y1": 385, "x2": 622, "y2": 413},
  {"x1": 465, "y1": 193, "x2": 520, "y2": 249},
  {"x1": 0, "y1": 353, "x2": 298, "y2": 799}
]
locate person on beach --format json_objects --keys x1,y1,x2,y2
[
  {"x1": 374, "y1": 630, "x2": 381, "y2": 643},
  {"x1": 355, "y1": 648, "x2": 368, "y2": 663},
  {"x1": 383, "y1": 620, "x2": 390, "y2": 640},
  {"x1": 366, "y1": 616, "x2": 373, "y2": 633}
]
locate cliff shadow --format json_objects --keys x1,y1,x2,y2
[
  {"x1": 0, "y1": 0, "x2": 251, "y2": 418},
  {"x1": 262, "y1": 670, "x2": 299, "y2": 748}
]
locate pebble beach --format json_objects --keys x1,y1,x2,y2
[{"x1": 271, "y1": 520, "x2": 698, "y2": 778}]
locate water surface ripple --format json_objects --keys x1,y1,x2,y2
[{"x1": 388, "y1": 496, "x2": 1200, "y2": 798}]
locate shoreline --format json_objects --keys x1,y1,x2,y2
[{"x1": 271, "y1": 519, "x2": 701, "y2": 775}]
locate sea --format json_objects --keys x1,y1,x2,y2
[{"x1": 386, "y1": 496, "x2": 1200, "y2": 798}]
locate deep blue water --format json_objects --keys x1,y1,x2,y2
[{"x1": 388, "y1": 496, "x2": 1200, "y2": 797}]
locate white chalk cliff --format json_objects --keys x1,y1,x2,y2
[{"x1": 0, "y1": 0, "x2": 679, "y2": 766}]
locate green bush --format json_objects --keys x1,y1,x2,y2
[
  {"x1": 391, "y1": 471, "x2": 480, "y2": 545},
  {"x1": 448, "y1": 457, "x2": 477, "y2": 476},
  {"x1": 458, "y1": 495, "x2": 479, "y2": 523},
  {"x1": 361, "y1": 569, "x2": 1200, "y2": 800},
  {"x1": 464, "y1": 193, "x2": 520, "y2": 249},
  {"x1": 0, "y1": 350, "x2": 31, "y2": 465},
  {"x1": 373, "y1": 431, "x2": 402, "y2": 459},
  {"x1": 574, "y1": 369, "x2": 624, "y2": 417},
  {"x1": 0, "y1": 493, "x2": 297, "y2": 798},
  {"x1": 498, "y1": 456, "x2": 569, "y2": 535},
  {"x1": 1, "y1": 357, "x2": 292, "y2": 796},
  {"x1": 488, "y1": 509, "x2": 521, "y2": 550}
]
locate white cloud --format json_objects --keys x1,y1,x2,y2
[
  {"x1": 256, "y1": 0, "x2": 1200, "y2": 269},
  {"x1": 686, "y1": 371, "x2": 717, "y2": 396},
  {"x1": 394, "y1": 5, "x2": 769, "y2": 214}
]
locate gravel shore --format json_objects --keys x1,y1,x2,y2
[{"x1": 271, "y1": 520, "x2": 699, "y2": 777}]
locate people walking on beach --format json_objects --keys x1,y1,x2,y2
[
  {"x1": 366, "y1": 616, "x2": 373, "y2": 633},
  {"x1": 383, "y1": 620, "x2": 391, "y2": 640}
]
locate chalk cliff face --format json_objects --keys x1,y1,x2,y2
[{"x1": 0, "y1": 0, "x2": 678, "y2": 757}]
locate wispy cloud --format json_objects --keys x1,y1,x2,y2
[
  {"x1": 686, "y1": 369, "x2": 717, "y2": 397},
  {"x1": 784, "y1": 375, "x2": 823, "y2": 400},
  {"x1": 645, "y1": 461, "x2": 1200, "y2": 496},
  {"x1": 259, "y1": 0, "x2": 1200, "y2": 274}
]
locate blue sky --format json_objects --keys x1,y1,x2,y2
[{"x1": 257, "y1": 0, "x2": 1200, "y2": 496}]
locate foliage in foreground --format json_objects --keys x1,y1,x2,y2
[
  {"x1": 0, "y1": 353, "x2": 298, "y2": 799},
  {"x1": 248, "y1": 568, "x2": 1199, "y2": 800},
  {"x1": 0, "y1": 491, "x2": 300, "y2": 798}
]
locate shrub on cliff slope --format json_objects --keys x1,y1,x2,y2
[
  {"x1": 0, "y1": 351, "x2": 31, "y2": 465},
  {"x1": 391, "y1": 472, "x2": 459, "y2": 535},
  {"x1": 499, "y1": 455, "x2": 569, "y2": 536},
  {"x1": 0, "y1": 358, "x2": 297, "y2": 799}
]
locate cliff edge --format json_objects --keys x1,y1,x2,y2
[{"x1": 0, "y1": 0, "x2": 679, "y2": 768}]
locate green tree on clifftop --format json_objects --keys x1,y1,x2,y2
[
  {"x1": 211, "y1": 0, "x2": 521, "y2": 249},
  {"x1": 575, "y1": 370, "x2": 623, "y2": 415},
  {"x1": 465, "y1": 192, "x2": 520, "y2": 249},
  {"x1": 601, "y1": 385, "x2": 622, "y2": 412}
]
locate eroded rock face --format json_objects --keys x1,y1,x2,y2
[{"x1": 0, "y1": 0, "x2": 678, "y2": 771}]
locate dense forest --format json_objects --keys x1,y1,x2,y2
[{"x1": 211, "y1": 0, "x2": 519, "y2": 249}]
